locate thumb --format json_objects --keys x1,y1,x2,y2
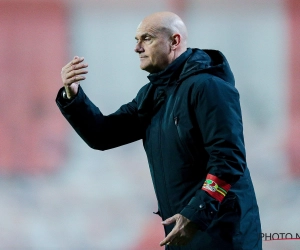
[{"x1": 162, "y1": 215, "x2": 177, "y2": 225}]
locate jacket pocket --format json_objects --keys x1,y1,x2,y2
[
  {"x1": 219, "y1": 194, "x2": 238, "y2": 214},
  {"x1": 174, "y1": 116, "x2": 195, "y2": 164},
  {"x1": 217, "y1": 194, "x2": 241, "y2": 236}
]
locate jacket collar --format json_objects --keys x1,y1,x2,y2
[{"x1": 147, "y1": 48, "x2": 193, "y2": 86}]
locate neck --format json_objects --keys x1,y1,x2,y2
[{"x1": 170, "y1": 47, "x2": 187, "y2": 64}]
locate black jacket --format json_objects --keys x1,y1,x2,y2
[{"x1": 56, "y1": 48, "x2": 262, "y2": 250}]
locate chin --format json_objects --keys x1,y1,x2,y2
[
  {"x1": 140, "y1": 62, "x2": 159, "y2": 73},
  {"x1": 140, "y1": 64, "x2": 152, "y2": 73}
]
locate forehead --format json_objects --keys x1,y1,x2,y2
[{"x1": 135, "y1": 20, "x2": 162, "y2": 38}]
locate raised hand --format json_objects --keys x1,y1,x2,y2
[{"x1": 61, "y1": 56, "x2": 88, "y2": 99}]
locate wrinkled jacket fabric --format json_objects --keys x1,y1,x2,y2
[{"x1": 56, "y1": 48, "x2": 262, "y2": 250}]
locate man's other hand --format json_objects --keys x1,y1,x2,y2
[
  {"x1": 160, "y1": 214, "x2": 198, "y2": 247},
  {"x1": 61, "y1": 56, "x2": 88, "y2": 99}
]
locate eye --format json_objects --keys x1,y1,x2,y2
[{"x1": 144, "y1": 36, "x2": 152, "y2": 42}]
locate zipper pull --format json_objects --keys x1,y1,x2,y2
[{"x1": 174, "y1": 117, "x2": 178, "y2": 125}]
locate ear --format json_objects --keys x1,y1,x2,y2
[{"x1": 170, "y1": 34, "x2": 181, "y2": 50}]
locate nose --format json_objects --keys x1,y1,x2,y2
[{"x1": 134, "y1": 42, "x2": 144, "y2": 53}]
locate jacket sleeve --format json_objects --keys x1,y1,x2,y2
[
  {"x1": 180, "y1": 76, "x2": 246, "y2": 231},
  {"x1": 56, "y1": 86, "x2": 143, "y2": 150}
]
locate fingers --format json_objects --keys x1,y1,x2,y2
[
  {"x1": 61, "y1": 56, "x2": 89, "y2": 87},
  {"x1": 63, "y1": 57, "x2": 88, "y2": 75},
  {"x1": 65, "y1": 68, "x2": 88, "y2": 80},
  {"x1": 160, "y1": 233, "x2": 187, "y2": 247},
  {"x1": 162, "y1": 214, "x2": 177, "y2": 225},
  {"x1": 160, "y1": 215, "x2": 178, "y2": 246},
  {"x1": 64, "y1": 74, "x2": 86, "y2": 86},
  {"x1": 160, "y1": 214, "x2": 197, "y2": 247},
  {"x1": 65, "y1": 62, "x2": 88, "y2": 74},
  {"x1": 160, "y1": 234, "x2": 189, "y2": 247},
  {"x1": 160, "y1": 229, "x2": 177, "y2": 246},
  {"x1": 63, "y1": 56, "x2": 85, "y2": 70}
]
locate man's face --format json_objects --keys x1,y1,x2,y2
[{"x1": 135, "y1": 22, "x2": 172, "y2": 73}]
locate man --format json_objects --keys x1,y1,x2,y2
[{"x1": 56, "y1": 12, "x2": 262, "y2": 250}]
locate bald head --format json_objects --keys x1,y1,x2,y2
[
  {"x1": 135, "y1": 12, "x2": 188, "y2": 73},
  {"x1": 140, "y1": 12, "x2": 188, "y2": 49}
]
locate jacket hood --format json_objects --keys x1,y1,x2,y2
[
  {"x1": 179, "y1": 48, "x2": 235, "y2": 85},
  {"x1": 139, "y1": 48, "x2": 235, "y2": 124},
  {"x1": 147, "y1": 48, "x2": 235, "y2": 86}
]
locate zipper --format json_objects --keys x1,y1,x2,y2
[
  {"x1": 174, "y1": 116, "x2": 195, "y2": 164},
  {"x1": 158, "y1": 101, "x2": 174, "y2": 217}
]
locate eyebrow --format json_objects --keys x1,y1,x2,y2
[{"x1": 135, "y1": 33, "x2": 155, "y2": 40}]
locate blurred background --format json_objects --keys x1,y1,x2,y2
[{"x1": 0, "y1": 0, "x2": 299, "y2": 249}]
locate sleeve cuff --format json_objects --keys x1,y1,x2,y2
[
  {"x1": 180, "y1": 196, "x2": 219, "y2": 231},
  {"x1": 56, "y1": 87, "x2": 80, "y2": 109}
]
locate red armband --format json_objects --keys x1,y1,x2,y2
[{"x1": 202, "y1": 174, "x2": 231, "y2": 202}]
